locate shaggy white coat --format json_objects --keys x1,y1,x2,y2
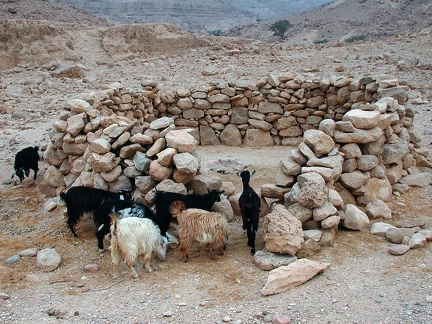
[{"x1": 110, "y1": 215, "x2": 167, "y2": 279}]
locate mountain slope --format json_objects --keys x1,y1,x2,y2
[
  {"x1": 0, "y1": 0, "x2": 109, "y2": 25},
  {"x1": 52, "y1": 0, "x2": 333, "y2": 34},
  {"x1": 225, "y1": 0, "x2": 432, "y2": 43},
  {"x1": 2, "y1": 0, "x2": 430, "y2": 43}
]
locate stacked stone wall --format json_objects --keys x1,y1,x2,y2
[
  {"x1": 40, "y1": 72, "x2": 432, "y2": 259},
  {"x1": 41, "y1": 73, "x2": 427, "y2": 208},
  {"x1": 142, "y1": 73, "x2": 412, "y2": 147},
  {"x1": 259, "y1": 94, "x2": 431, "y2": 253}
]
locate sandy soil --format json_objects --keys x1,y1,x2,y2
[{"x1": 0, "y1": 146, "x2": 431, "y2": 323}]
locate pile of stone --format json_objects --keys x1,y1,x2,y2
[
  {"x1": 260, "y1": 95, "x2": 432, "y2": 257},
  {"x1": 40, "y1": 83, "x2": 210, "y2": 199},
  {"x1": 370, "y1": 217, "x2": 432, "y2": 256},
  {"x1": 40, "y1": 83, "x2": 236, "y2": 217}
]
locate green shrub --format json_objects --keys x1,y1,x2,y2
[
  {"x1": 344, "y1": 34, "x2": 368, "y2": 43},
  {"x1": 210, "y1": 29, "x2": 222, "y2": 36},
  {"x1": 270, "y1": 19, "x2": 292, "y2": 40},
  {"x1": 313, "y1": 39, "x2": 329, "y2": 44}
]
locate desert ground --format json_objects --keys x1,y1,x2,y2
[{"x1": 1, "y1": 1, "x2": 432, "y2": 323}]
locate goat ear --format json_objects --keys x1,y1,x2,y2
[
  {"x1": 236, "y1": 170, "x2": 242, "y2": 177},
  {"x1": 250, "y1": 170, "x2": 256, "y2": 176},
  {"x1": 161, "y1": 236, "x2": 168, "y2": 245}
]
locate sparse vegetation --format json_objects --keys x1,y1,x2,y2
[
  {"x1": 270, "y1": 19, "x2": 292, "y2": 40},
  {"x1": 313, "y1": 39, "x2": 329, "y2": 44},
  {"x1": 210, "y1": 29, "x2": 222, "y2": 36},
  {"x1": 344, "y1": 34, "x2": 368, "y2": 43}
]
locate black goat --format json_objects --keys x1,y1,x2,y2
[
  {"x1": 59, "y1": 186, "x2": 132, "y2": 251},
  {"x1": 12, "y1": 146, "x2": 40, "y2": 183},
  {"x1": 96, "y1": 199, "x2": 173, "y2": 249},
  {"x1": 237, "y1": 170, "x2": 261, "y2": 255},
  {"x1": 154, "y1": 188, "x2": 225, "y2": 237}
]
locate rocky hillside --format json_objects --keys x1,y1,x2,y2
[
  {"x1": 52, "y1": 0, "x2": 333, "y2": 34},
  {"x1": 1, "y1": 0, "x2": 431, "y2": 43},
  {"x1": 0, "y1": 0, "x2": 109, "y2": 25},
  {"x1": 0, "y1": 19, "x2": 211, "y2": 70},
  {"x1": 226, "y1": 0, "x2": 432, "y2": 43}
]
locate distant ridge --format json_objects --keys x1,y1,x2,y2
[
  {"x1": 224, "y1": 0, "x2": 432, "y2": 43},
  {"x1": 53, "y1": 0, "x2": 333, "y2": 34}
]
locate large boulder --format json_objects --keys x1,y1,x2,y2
[{"x1": 263, "y1": 204, "x2": 304, "y2": 256}]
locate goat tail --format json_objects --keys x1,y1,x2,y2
[
  {"x1": 169, "y1": 200, "x2": 187, "y2": 217},
  {"x1": 109, "y1": 212, "x2": 119, "y2": 236}
]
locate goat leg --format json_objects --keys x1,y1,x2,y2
[
  {"x1": 206, "y1": 243, "x2": 215, "y2": 259},
  {"x1": 216, "y1": 246, "x2": 224, "y2": 256},
  {"x1": 246, "y1": 224, "x2": 257, "y2": 255},
  {"x1": 215, "y1": 239, "x2": 225, "y2": 256},
  {"x1": 179, "y1": 244, "x2": 189, "y2": 262},
  {"x1": 33, "y1": 168, "x2": 38, "y2": 180},
  {"x1": 142, "y1": 251, "x2": 153, "y2": 273},
  {"x1": 96, "y1": 230, "x2": 106, "y2": 252},
  {"x1": 67, "y1": 217, "x2": 79, "y2": 238},
  {"x1": 111, "y1": 246, "x2": 120, "y2": 279},
  {"x1": 126, "y1": 259, "x2": 139, "y2": 279},
  {"x1": 71, "y1": 229, "x2": 78, "y2": 238}
]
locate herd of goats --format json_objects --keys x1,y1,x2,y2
[{"x1": 12, "y1": 146, "x2": 261, "y2": 278}]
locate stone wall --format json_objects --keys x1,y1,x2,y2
[
  {"x1": 40, "y1": 72, "x2": 432, "y2": 258},
  {"x1": 259, "y1": 95, "x2": 432, "y2": 255},
  {"x1": 41, "y1": 72, "x2": 426, "y2": 204},
  {"x1": 139, "y1": 74, "x2": 415, "y2": 147}
]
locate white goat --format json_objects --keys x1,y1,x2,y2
[{"x1": 109, "y1": 214, "x2": 168, "y2": 279}]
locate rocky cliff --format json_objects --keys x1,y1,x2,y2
[{"x1": 53, "y1": 0, "x2": 333, "y2": 34}]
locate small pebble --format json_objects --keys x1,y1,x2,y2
[{"x1": 5, "y1": 255, "x2": 20, "y2": 265}]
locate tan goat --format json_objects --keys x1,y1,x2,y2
[{"x1": 169, "y1": 201, "x2": 229, "y2": 262}]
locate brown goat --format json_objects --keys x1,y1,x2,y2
[{"x1": 169, "y1": 201, "x2": 229, "y2": 262}]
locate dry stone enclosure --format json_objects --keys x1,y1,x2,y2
[{"x1": 41, "y1": 72, "x2": 432, "y2": 258}]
